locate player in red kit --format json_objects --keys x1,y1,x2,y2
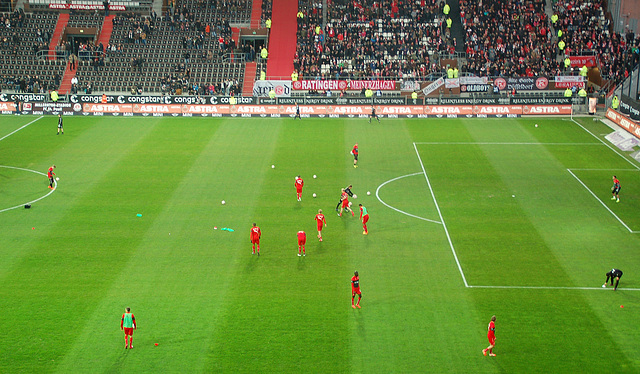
[
  {"x1": 351, "y1": 271, "x2": 362, "y2": 308},
  {"x1": 483, "y1": 315, "x2": 497, "y2": 356},
  {"x1": 359, "y1": 204, "x2": 369, "y2": 235},
  {"x1": 295, "y1": 175, "x2": 304, "y2": 201},
  {"x1": 47, "y1": 165, "x2": 56, "y2": 189},
  {"x1": 339, "y1": 188, "x2": 354, "y2": 217},
  {"x1": 297, "y1": 230, "x2": 306, "y2": 256},
  {"x1": 351, "y1": 143, "x2": 358, "y2": 168},
  {"x1": 250, "y1": 223, "x2": 261, "y2": 255},
  {"x1": 315, "y1": 209, "x2": 327, "y2": 241}
]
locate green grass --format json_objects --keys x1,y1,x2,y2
[{"x1": 0, "y1": 115, "x2": 639, "y2": 373}]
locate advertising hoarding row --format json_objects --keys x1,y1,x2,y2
[
  {"x1": 0, "y1": 101, "x2": 573, "y2": 118},
  {"x1": 0, "y1": 94, "x2": 584, "y2": 106}
]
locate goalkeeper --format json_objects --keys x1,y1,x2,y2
[{"x1": 335, "y1": 184, "x2": 354, "y2": 212}]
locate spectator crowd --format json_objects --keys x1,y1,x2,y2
[{"x1": 295, "y1": 0, "x2": 445, "y2": 80}]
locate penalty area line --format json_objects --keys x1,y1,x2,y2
[
  {"x1": 413, "y1": 142, "x2": 469, "y2": 288},
  {"x1": 0, "y1": 116, "x2": 44, "y2": 142},
  {"x1": 567, "y1": 169, "x2": 636, "y2": 233}
]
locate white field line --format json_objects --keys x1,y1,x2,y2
[
  {"x1": 0, "y1": 116, "x2": 43, "y2": 142},
  {"x1": 413, "y1": 142, "x2": 469, "y2": 287},
  {"x1": 413, "y1": 142, "x2": 604, "y2": 146},
  {"x1": 413, "y1": 141, "x2": 640, "y2": 290},
  {"x1": 569, "y1": 168, "x2": 639, "y2": 172},
  {"x1": 567, "y1": 169, "x2": 638, "y2": 233},
  {"x1": 571, "y1": 118, "x2": 640, "y2": 171},
  {"x1": 375, "y1": 172, "x2": 443, "y2": 224},
  {"x1": 469, "y1": 285, "x2": 640, "y2": 291},
  {"x1": 0, "y1": 165, "x2": 57, "y2": 213}
]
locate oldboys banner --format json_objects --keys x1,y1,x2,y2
[
  {"x1": 292, "y1": 80, "x2": 395, "y2": 91},
  {"x1": 568, "y1": 56, "x2": 597, "y2": 67}
]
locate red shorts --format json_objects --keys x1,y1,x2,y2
[
  {"x1": 124, "y1": 327, "x2": 134, "y2": 336},
  {"x1": 488, "y1": 334, "x2": 495, "y2": 345},
  {"x1": 317, "y1": 223, "x2": 324, "y2": 231},
  {"x1": 342, "y1": 199, "x2": 349, "y2": 208},
  {"x1": 362, "y1": 214, "x2": 369, "y2": 224},
  {"x1": 296, "y1": 188, "x2": 303, "y2": 193},
  {"x1": 251, "y1": 237, "x2": 260, "y2": 244},
  {"x1": 352, "y1": 288, "x2": 361, "y2": 296},
  {"x1": 298, "y1": 237, "x2": 306, "y2": 245}
]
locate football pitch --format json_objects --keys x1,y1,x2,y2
[{"x1": 0, "y1": 115, "x2": 639, "y2": 373}]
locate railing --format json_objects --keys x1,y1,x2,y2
[
  {"x1": 37, "y1": 49, "x2": 70, "y2": 60},
  {"x1": 36, "y1": 49, "x2": 107, "y2": 61},
  {"x1": 222, "y1": 52, "x2": 248, "y2": 63},
  {"x1": 439, "y1": 51, "x2": 467, "y2": 60}
]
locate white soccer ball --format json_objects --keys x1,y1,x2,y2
[
  {"x1": 313, "y1": 193, "x2": 317, "y2": 198},
  {"x1": 348, "y1": 202, "x2": 352, "y2": 207},
  {"x1": 221, "y1": 200, "x2": 226, "y2": 205},
  {"x1": 535, "y1": 124, "x2": 538, "y2": 127},
  {"x1": 367, "y1": 191, "x2": 371, "y2": 196},
  {"x1": 313, "y1": 174, "x2": 317, "y2": 179},
  {"x1": 55, "y1": 177, "x2": 60, "y2": 181},
  {"x1": 271, "y1": 165, "x2": 275, "y2": 169},
  {"x1": 353, "y1": 194, "x2": 357, "y2": 199},
  {"x1": 602, "y1": 284, "x2": 606, "y2": 288}
]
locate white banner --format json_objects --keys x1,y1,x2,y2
[
  {"x1": 253, "y1": 80, "x2": 292, "y2": 97},
  {"x1": 422, "y1": 77, "x2": 445, "y2": 96},
  {"x1": 554, "y1": 76, "x2": 585, "y2": 88},
  {"x1": 460, "y1": 76, "x2": 489, "y2": 85},
  {"x1": 445, "y1": 78, "x2": 460, "y2": 88},
  {"x1": 400, "y1": 80, "x2": 421, "y2": 92}
]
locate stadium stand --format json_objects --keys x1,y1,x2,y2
[
  {"x1": 460, "y1": 0, "x2": 560, "y2": 77},
  {"x1": 71, "y1": 1, "x2": 248, "y2": 94},
  {"x1": 294, "y1": 0, "x2": 445, "y2": 80},
  {"x1": 0, "y1": 11, "x2": 67, "y2": 93},
  {"x1": 260, "y1": 0, "x2": 271, "y2": 27},
  {"x1": 459, "y1": 0, "x2": 639, "y2": 88},
  {"x1": 2, "y1": 0, "x2": 638, "y2": 95},
  {"x1": 553, "y1": 0, "x2": 639, "y2": 85}
]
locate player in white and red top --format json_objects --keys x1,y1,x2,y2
[
  {"x1": 250, "y1": 223, "x2": 261, "y2": 256},
  {"x1": 297, "y1": 230, "x2": 306, "y2": 256},
  {"x1": 295, "y1": 175, "x2": 304, "y2": 201},
  {"x1": 338, "y1": 188, "x2": 354, "y2": 217},
  {"x1": 315, "y1": 209, "x2": 327, "y2": 241}
]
